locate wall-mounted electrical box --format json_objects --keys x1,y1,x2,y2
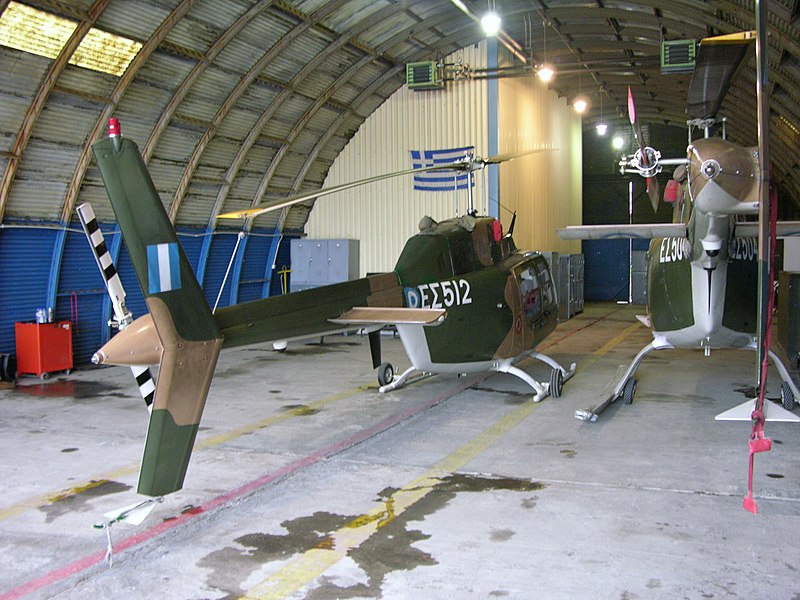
[
  {"x1": 406, "y1": 61, "x2": 443, "y2": 89},
  {"x1": 661, "y1": 39, "x2": 696, "y2": 73}
]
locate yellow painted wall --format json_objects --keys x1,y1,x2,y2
[{"x1": 496, "y1": 73, "x2": 582, "y2": 254}]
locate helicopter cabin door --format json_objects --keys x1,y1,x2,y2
[{"x1": 498, "y1": 255, "x2": 557, "y2": 359}]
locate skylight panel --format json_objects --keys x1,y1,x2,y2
[{"x1": 0, "y1": 1, "x2": 141, "y2": 77}]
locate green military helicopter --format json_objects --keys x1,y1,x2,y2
[
  {"x1": 559, "y1": 32, "x2": 800, "y2": 424},
  {"x1": 84, "y1": 121, "x2": 575, "y2": 497}
]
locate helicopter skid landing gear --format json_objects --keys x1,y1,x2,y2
[
  {"x1": 495, "y1": 353, "x2": 576, "y2": 402},
  {"x1": 378, "y1": 366, "x2": 433, "y2": 393},
  {"x1": 574, "y1": 339, "x2": 672, "y2": 422}
]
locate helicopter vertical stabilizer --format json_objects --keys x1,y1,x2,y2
[{"x1": 92, "y1": 121, "x2": 223, "y2": 496}]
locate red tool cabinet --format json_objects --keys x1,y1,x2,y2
[{"x1": 15, "y1": 321, "x2": 73, "y2": 381}]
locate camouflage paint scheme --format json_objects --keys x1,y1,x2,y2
[{"x1": 93, "y1": 136, "x2": 559, "y2": 496}]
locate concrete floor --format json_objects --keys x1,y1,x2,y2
[{"x1": 1, "y1": 302, "x2": 799, "y2": 599}]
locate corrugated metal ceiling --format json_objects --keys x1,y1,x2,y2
[{"x1": 1, "y1": 0, "x2": 800, "y2": 234}]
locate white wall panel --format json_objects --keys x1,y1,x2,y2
[
  {"x1": 307, "y1": 43, "x2": 490, "y2": 275},
  {"x1": 307, "y1": 40, "x2": 583, "y2": 274}
]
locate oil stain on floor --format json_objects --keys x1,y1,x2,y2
[
  {"x1": 14, "y1": 380, "x2": 127, "y2": 401},
  {"x1": 39, "y1": 479, "x2": 132, "y2": 523},
  {"x1": 198, "y1": 473, "x2": 545, "y2": 599}
]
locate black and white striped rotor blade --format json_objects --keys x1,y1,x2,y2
[{"x1": 76, "y1": 202, "x2": 156, "y2": 413}]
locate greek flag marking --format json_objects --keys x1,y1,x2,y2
[
  {"x1": 410, "y1": 146, "x2": 475, "y2": 192},
  {"x1": 147, "y1": 243, "x2": 181, "y2": 293}
]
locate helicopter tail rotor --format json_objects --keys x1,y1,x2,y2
[{"x1": 627, "y1": 86, "x2": 661, "y2": 212}]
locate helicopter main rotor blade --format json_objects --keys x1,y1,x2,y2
[
  {"x1": 218, "y1": 147, "x2": 547, "y2": 221},
  {"x1": 482, "y1": 147, "x2": 549, "y2": 164},
  {"x1": 686, "y1": 31, "x2": 755, "y2": 120},
  {"x1": 218, "y1": 161, "x2": 468, "y2": 220}
]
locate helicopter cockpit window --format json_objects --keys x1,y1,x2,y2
[
  {"x1": 449, "y1": 231, "x2": 479, "y2": 275},
  {"x1": 535, "y1": 259, "x2": 556, "y2": 307},
  {"x1": 519, "y1": 267, "x2": 542, "y2": 325}
]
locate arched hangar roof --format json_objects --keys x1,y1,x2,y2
[{"x1": 1, "y1": 0, "x2": 799, "y2": 234}]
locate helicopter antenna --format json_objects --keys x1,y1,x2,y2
[{"x1": 508, "y1": 211, "x2": 517, "y2": 236}]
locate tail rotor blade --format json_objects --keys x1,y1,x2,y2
[
  {"x1": 77, "y1": 202, "x2": 156, "y2": 412},
  {"x1": 627, "y1": 86, "x2": 648, "y2": 162},
  {"x1": 627, "y1": 87, "x2": 660, "y2": 213},
  {"x1": 646, "y1": 177, "x2": 660, "y2": 212},
  {"x1": 627, "y1": 85, "x2": 637, "y2": 125},
  {"x1": 132, "y1": 364, "x2": 155, "y2": 411}
]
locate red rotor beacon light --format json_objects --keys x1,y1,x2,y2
[{"x1": 108, "y1": 118, "x2": 121, "y2": 137}]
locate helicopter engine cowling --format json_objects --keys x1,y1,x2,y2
[{"x1": 688, "y1": 138, "x2": 759, "y2": 216}]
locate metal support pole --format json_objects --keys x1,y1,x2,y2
[{"x1": 755, "y1": 0, "x2": 771, "y2": 387}]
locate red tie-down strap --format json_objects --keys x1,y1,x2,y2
[
  {"x1": 744, "y1": 408, "x2": 771, "y2": 514},
  {"x1": 743, "y1": 174, "x2": 779, "y2": 514}
]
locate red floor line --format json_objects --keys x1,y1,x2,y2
[
  {"x1": 539, "y1": 304, "x2": 625, "y2": 351},
  {"x1": 1, "y1": 375, "x2": 483, "y2": 600}
]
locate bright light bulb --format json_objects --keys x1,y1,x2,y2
[
  {"x1": 481, "y1": 12, "x2": 501, "y2": 36},
  {"x1": 537, "y1": 66, "x2": 554, "y2": 82},
  {"x1": 595, "y1": 122, "x2": 608, "y2": 136},
  {"x1": 612, "y1": 136, "x2": 624, "y2": 150},
  {"x1": 573, "y1": 98, "x2": 588, "y2": 113}
]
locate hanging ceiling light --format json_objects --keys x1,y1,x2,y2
[
  {"x1": 612, "y1": 135, "x2": 625, "y2": 150},
  {"x1": 481, "y1": 0, "x2": 501, "y2": 36},
  {"x1": 572, "y1": 68, "x2": 588, "y2": 113},
  {"x1": 481, "y1": 11, "x2": 501, "y2": 36},
  {"x1": 595, "y1": 88, "x2": 607, "y2": 135},
  {"x1": 537, "y1": 18, "x2": 554, "y2": 82}
]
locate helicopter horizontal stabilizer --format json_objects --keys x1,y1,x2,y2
[
  {"x1": 93, "y1": 126, "x2": 223, "y2": 497},
  {"x1": 330, "y1": 307, "x2": 446, "y2": 326},
  {"x1": 715, "y1": 399, "x2": 800, "y2": 422},
  {"x1": 558, "y1": 223, "x2": 687, "y2": 240},
  {"x1": 733, "y1": 221, "x2": 800, "y2": 238}
]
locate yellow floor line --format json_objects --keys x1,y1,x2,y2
[
  {"x1": 242, "y1": 320, "x2": 646, "y2": 599},
  {"x1": 242, "y1": 399, "x2": 542, "y2": 599},
  {"x1": 583, "y1": 322, "x2": 642, "y2": 365},
  {"x1": 0, "y1": 385, "x2": 369, "y2": 523},
  {"x1": 195, "y1": 384, "x2": 371, "y2": 450}
]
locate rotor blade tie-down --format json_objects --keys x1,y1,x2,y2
[{"x1": 743, "y1": 178, "x2": 779, "y2": 514}]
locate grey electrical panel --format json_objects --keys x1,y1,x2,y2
[
  {"x1": 542, "y1": 252, "x2": 584, "y2": 321},
  {"x1": 290, "y1": 239, "x2": 359, "y2": 292},
  {"x1": 631, "y1": 250, "x2": 648, "y2": 304}
]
